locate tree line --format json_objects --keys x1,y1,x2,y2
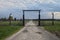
[{"x1": 0, "y1": 13, "x2": 17, "y2": 21}]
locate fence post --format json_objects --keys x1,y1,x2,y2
[
  {"x1": 52, "y1": 13, "x2": 54, "y2": 25},
  {"x1": 9, "y1": 13, "x2": 12, "y2": 25}
]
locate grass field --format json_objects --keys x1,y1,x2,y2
[
  {"x1": 34, "y1": 20, "x2": 60, "y2": 37},
  {"x1": 44, "y1": 25, "x2": 60, "y2": 32},
  {"x1": 41, "y1": 21, "x2": 60, "y2": 31},
  {"x1": 42, "y1": 21, "x2": 60, "y2": 37},
  {"x1": 44, "y1": 25, "x2": 60, "y2": 37},
  {"x1": 0, "y1": 21, "x2": 23, "y2": 40},
  {"x1": 0, "y1": 21, "x2": 23, "y2": 26},
  {"x1": 0, "y1": 26, "x2": 23, "y2": 40},
  {"x1": 34, "y1": 20, "x2": 60, "y2": 25},
  {"x1": 0, "y1": 20, "x2": 60, "y2": 40}
]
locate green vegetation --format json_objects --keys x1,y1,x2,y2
[
  {"x1": 0, "y1": 13, "x2": 24, "y2": 40},
  {"x1": 43, "y1": 21, "x2": 60, "y2": 31},
  {"x1": 0, "y1": 26, "x2": 23, "y2": 40},
  {"x1": 44, "y1": 25, "x2": 60, "y2": 32},
  {"x1": 0, "y1": 21, "x2": 23, "y2": 26},
  {"x1": 0, "y1": 21, "x2": 23, "y2": 40},
  {"x1": 40, "y1": 21, "x2": 52, "y2": 26},
  {"x1": 43, "y1": 21, "x2": 60, "y2": 37}
]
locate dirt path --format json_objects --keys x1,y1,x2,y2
[{"x1": 6, "y1": 21, "x2": 60, "y2": 40}]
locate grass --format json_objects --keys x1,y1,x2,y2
[
  {"x1": 44, "y1": 25, "x2": 60, "y2": 32},
  {"x1": 0, "y1": 20, "x2": 60, "y2": 40},
  {"x1": 0, "y1": 21, "x2": 23, "y2": 40},
  {"x1": 33, "y1": 20, "x2": 60, "y2": 31},
  {"x1": 43, "y1": 21, "x2": 60, "y2": 31},
  {"x1": 0, "y1": 21, "x2": 23, "y2": 26},
  {"x1": 0, "y1": 26, "x2": 23, "y2": 40},
  {"x1": 43, "y1": 21, "x2": 60, "y2": 37},
  {"x1": 44, "y1": 25, "x2": 60, "y2": 37}
]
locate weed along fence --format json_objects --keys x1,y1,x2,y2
[{"x1": 0, "y1": 21, "x2": 23, "y2": 26}]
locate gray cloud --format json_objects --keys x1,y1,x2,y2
[{"x1": 0, "y1": 0, "x2": 60, "y2": 19}]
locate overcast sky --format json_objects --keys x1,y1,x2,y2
[{"x1": 0, "y1": 0, "x2": 60, "y2": 19}]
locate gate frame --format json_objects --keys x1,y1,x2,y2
[{"x1": 23, "y1": 10, "x2": 41, "y2": 26}]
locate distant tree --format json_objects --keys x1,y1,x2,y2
[
  {"x1": 8, "y1": 13, "x2": 13, "y2": 25},
  {"x1": 1, "y1": 18, "x2": 4, "y2": 21},
  {"x1": 9, "y1": 16, "x2": 13, "y2": 21},
  {"x1": 14, "y1": 18, "x2": 16, "y2": 21},
  {"x1": 1, "y1": 17, "x2": 7, "y2": 21}
]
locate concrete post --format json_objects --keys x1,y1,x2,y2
[{"x1": 52, "y1": 13, "x2": 54, "y2": 25}]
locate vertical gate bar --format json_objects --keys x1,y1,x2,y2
[
  {"x1": 38, "y1": 10, "x2": 41, "y2": 26},
  {"x1": 23, "y1": 10, "x2": 25, "y2": 26}
]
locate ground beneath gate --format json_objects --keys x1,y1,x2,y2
[{"x1": 6, "y1": 21, "x2": 60, "y2": 40}]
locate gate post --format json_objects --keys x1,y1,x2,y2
[
  {"x1": 38, "y1": 10, "x2": 41, "y2": 26},
  {"x1": 23, "y1": 10, "x2": 25, "y2": 26},
  {"x1": 52, "y1": 13, "x2": 54, "y2": 25}
]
